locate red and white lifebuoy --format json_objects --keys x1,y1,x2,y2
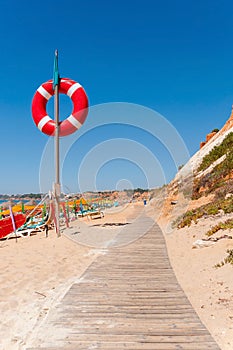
[{"x1": 31, "y1": 78, "x2": 88, "y2": 137}]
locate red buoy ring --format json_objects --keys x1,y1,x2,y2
[{"x1": 32, "y1": 78, "x2": 88, "y2": 136}]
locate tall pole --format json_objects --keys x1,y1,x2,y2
[{"x1": 54, "y1": 49, "x2": 61, "y2": 237}]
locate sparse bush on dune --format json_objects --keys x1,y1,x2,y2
[
  {"x1": 215, "y1": 249, "x2": 233, "y2": 268},
  {"x1": 174, "y1": 197, "x2": 233, "y2": 228},
  {"x1": 206, "y1": 219, "x2": 233, "y2": 237}
]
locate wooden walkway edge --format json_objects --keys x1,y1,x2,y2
[{"x1": 27, "y1": 216, "x2": 221, "y2": 350}]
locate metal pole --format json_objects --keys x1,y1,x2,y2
[{"x1": 54, "y1": 49, "x2": 61, "y2": 237}]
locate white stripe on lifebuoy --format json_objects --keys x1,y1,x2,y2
[
  {"x1": 67, "y1": 114, "x2": 82, "y2": 129},
  {"x1": 67, "y1": 83, "x2": 82, "y2": 98},
  {"x1": 37, "y1": 86, "x2": 52, "y2": 100},
  {"x1": 38, "y1": 115, "x2": 51, "y2": 131}
]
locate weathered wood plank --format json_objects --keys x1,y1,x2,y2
[
  {"x1": 27, "y1": 343, "x2": 219, "y2": 350},
  {"x1": 26, "y1": 217, "x2": 221, "y2": 350}
]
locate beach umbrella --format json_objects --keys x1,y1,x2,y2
[
  {"x1": 21, "y1": 202, "x2": 25, "y2": 213},
  {"x1": 79, "y1": 197, "x2": 87, "y2": 205},
  {"x1": 73, "y1": 199, "x2": 77, "y2": 212},
  {"x1": 1, "y1": 200, "x2": 13, "y2": 210},
  {"x1": 25, "y1": 199, "x2": 37, "y2": 206},
  {"x1": 42, "y1": 203, "x2": 47, "y2": 218},
  {"x1": 0, "y1": 206, "x2": 3, "y2": 219},
  {"x1": 73, "y1": 199, "x2": 77, "y2": 218}
]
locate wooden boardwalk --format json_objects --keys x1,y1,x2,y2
[{"x1": 27, "y1": 215, "x2": 221, "y2": 350}]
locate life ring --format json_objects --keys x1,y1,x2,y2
[{"x1": 31, "y1": 78, "x2": 88, "y2": 136}]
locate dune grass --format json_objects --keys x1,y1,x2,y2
[
  {"x1": 205, "y1": 219, "x2": 233, "y2": 237},
  {"x1": 215, "y1": 249, "x2": 233, "y2": 268},
  {"x1": 174, "y1": 197, "x2": 233, "y2": 228}
]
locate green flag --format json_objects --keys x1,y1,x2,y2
[
  {"x1": 53, "y1": 49, "x2": 60, "y2": 90},
  {"x1": 42, "y1": 203, "x2": 47, "y2": 218}
]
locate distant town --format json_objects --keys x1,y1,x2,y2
[{"x1": 0, "y1": 188, "x2": 154, "y2": 204}]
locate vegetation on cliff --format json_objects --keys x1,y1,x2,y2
[
  {"x1": 197, "y1": 132, "x2": 233, "y2": 172},
  {"x1": 174, "y1": 131, "x2": 233, "y2": 228},
  {"x1": 193, "y1": 132, "x2": 233, "y2": 199},
  {"x1": 174, "y1": 196, "x2": 233, "y2": 228},
  {"x1": 193, "y1": 132, "x2": 233, "y2": 197},
  {"x1": 171, "y1": 122, "x2": 233, "y2": 269}
]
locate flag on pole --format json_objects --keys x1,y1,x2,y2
[
  {"x1": 42, "y1": 202, "x2": 47, "y2": 218},
  {"x1": 53, "y1": 49, "x2": 60, "y2": 90},
  {"x1": 21, "y1": 202, "x2": 25, "y2": 214}
]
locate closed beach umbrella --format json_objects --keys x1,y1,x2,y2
[
  {"x1": 1, "y1": 200, "x2": 13, "y2": 210},
  {"x1": 21, "y1": 202, "x2": 25, "y2": 213},
  {"x1": 0, "y1": 206, "x2": 2, "y2": 219},
  {"x1": 73, "y1": 200, "x2": 77, "y2": 218},
  {"x1": 42, "y1": 203, "x2": 47, "y2": 218},
  {"x1": 25, "y1": 199, "x2": 37, "y2": 206},
  {"x1": 73, "y1": 200, "x2": 77, "y2": 212}
]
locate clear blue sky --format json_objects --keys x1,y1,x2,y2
[{"x1": 1, "y1": 0, "x2": 233, "y2": 194}]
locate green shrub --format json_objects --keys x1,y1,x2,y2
[
  {"x1": 193, "y1": 133, "x2": 233, "y2": 198},
  {"x1": 225, "y1": 249, "x2": 233, "y2": 265},
  {"x1": 215, "y1": 249, "x2": 233, "y2": 268},
  {"x1": 176, "y1": 197, "x2": 233, "y2": 228},
  {"x1": 206, "y1": 219, "x2": 233, "y2": 236},
  {"x1": 198, "y1": 132, "x2": 233, "y2": 172}
]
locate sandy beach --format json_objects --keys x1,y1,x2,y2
[
  {"x1": 0, "y1": 201, "x2": 232, "y2": 349},
  {"x1": 0, "y1": 225, "x2": 98, "y2": 350}
]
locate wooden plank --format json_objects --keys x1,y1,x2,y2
[
  {"x1": 27, "y1": 343, "x2": 219, "y2": 350},
  {"x1": 26, "y1": 218, "x2": 221, "y2": 350}
]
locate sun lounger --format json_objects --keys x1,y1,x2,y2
[
  {"x1": 77, "y1": 209, "x2": 104, "y2": 219},
  {"x1": 17, "y1": 213, "x2": 52, "y2": 237},
  {"x1": 88, "y1": 210, "x2": 104, "y2": 219}
]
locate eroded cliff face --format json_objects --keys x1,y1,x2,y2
[
  {"x1": 220, "y1": 105, "x2": 233, "y2": 133},
  {"x1": 200, "y1": 106, "x2": 233, "y2": 149},
  {"x1": 200, "y1": 131, "x2": 218, "y2": 148},
  {"x1": 158, "y1": 105, "x2": 233, "y2": 221}
]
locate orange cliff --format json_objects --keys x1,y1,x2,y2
[
  {"x1": 200, "y1": 105, "x2": 233, "y2": 149},
  {"x1": 220, "y1": 105, "x2": 233, "y2": 133},
  {"x1": 200, "y1": 131, "x2": 218, "y2": 149}
]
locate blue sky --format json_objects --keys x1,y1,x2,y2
[{"x1": 1, "y1": 0, "x2": 233, "y2": 194}]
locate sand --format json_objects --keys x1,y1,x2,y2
[
  {"x1": 0, "y1": 227, "x2": 98, "y2": 350},
  {"x1": 161, "y1": 215, "x2": 233, "y2": 350},
  {"x1": 0, "y1": 202, "x2": 232, "y2": 349}
]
